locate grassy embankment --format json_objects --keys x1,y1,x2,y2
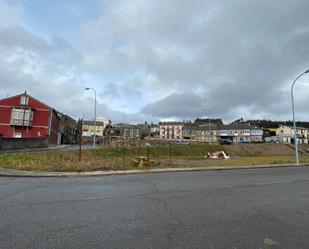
[{"x1": 0, "y1": 143, "x2": 308, "y2": 172}]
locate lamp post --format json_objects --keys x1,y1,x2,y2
[
  {"x1": 202, "y1": 108, "x2": 211, "y2": 143},
  {"x1": 85, "y1": 87, "x2": 97, "y2": 148},
  {"x1": 291, "y1": 69, "x2": 309, "y2": 165}
]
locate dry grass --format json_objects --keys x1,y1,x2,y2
[
  {"x1": 0, "y1": 143, "x2": 308, "y2": 172},
  {"x1": 170, "y1": 155, "x2": 309, "y2": 168}
]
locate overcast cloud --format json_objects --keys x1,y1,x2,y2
[{"x1": 0, "y1": 0, "x2": 308, "y2": 123}]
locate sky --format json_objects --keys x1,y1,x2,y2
[{"x1": 0, "y1": 0, "x2": 309, "y2": 124}]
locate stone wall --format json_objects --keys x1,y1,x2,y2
[{"x1": 0, "y1": 137, "x2": 49, "y2": 150}]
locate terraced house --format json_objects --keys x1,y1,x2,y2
[
  {"x1": 219, "y1": 124, "x2": 264, "y2": 143},
  {"x1": 159, "y1": 122, "x2": 184, "y2": 140},
  {"x1": 183, "y1": 123, "x2": 218, "y2": 142}
]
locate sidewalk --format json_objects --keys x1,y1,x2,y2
[{"x1": 0, "y1": 163, "x2": 308, "y2": 177}]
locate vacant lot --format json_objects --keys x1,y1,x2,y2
[
  {"x1": 0, "y1": 143, "x2": 308, "y2": 172},
  {"x1": 223, "y1": 143, "x2": 305, "y2": 156}
]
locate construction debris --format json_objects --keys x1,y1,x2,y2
[{"x1": 205, "y1": 151, "x2": 230, "y2": 160}]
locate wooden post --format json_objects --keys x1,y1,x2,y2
[
  {"x1": 147, "y1": 142, "x2": 150, "y2": 159},
  {"x1": 122, "y1": 140, "x2": 126, "y2": 168},
  {"x1": 157, "y1": 139, "x2": 160, "y2": 165},
  {"x1": 169, "y1": 142, "x2": 172, "y2": 166}
]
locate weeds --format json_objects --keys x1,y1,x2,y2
[{"x1": 0, "y1": 143, "x2": 308, "y2": 172}]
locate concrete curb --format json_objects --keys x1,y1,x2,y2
[{"x1": 1, "y1": 163, "x2": 309, "y2": 177}]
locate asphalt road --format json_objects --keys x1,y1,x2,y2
[{"x1": 1, "y1": 166, "x2": 309, "y2": 249}]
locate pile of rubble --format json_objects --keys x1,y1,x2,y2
[{"x1": 205, "y1": 151, "x2": 230, "y2": 159}]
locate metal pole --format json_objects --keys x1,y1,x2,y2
[
  {"x1": 93, "y1": 89, "x2": 97, "y2": 149},
  {"x1": 85, "y1": 88, "x2": 97, "y2": 149},
  {"x1": 208, "y1": 118, "x2": 211, "y2": 143},
  {"x1": 291, "y1": 70, "x2": 309, "y2": 165}
]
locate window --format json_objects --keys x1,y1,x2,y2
[
  {"x1": 20, "y1": 96, "x2": 29, "y2": 105},
  {"x1": 10, "y1": 107, "x2": 34, "y2": 126}
]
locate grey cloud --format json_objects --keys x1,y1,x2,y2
[
  {"x1": 2, "y1": 0, "x2": 309, "y2": 123},
  {"x1": 81, "y1": 0, "x2": 309, "y2": 121},
  {"x1": 141, "y1": 92, "x2": 206, "y2": 119},
  {"x1": 0, "y1": 25, "x2": 136, "y2": 123},
  {"x1": 0, "y1": 26, "x2": 47, "y2": 51}
]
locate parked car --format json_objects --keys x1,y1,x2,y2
[
  {"x1": 176, "y1": 140, "x2": 189, "y2": 145},
  {"x1": 218, "y1": 139, "x2": 233, "y2": 145},
  {"x1": 239, "y1": 141, "x2": 250, "y2": 144}
]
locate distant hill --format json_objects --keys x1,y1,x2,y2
[
  {"x1": 230, "y1": 118, "x2": 309, "y2": 129},
  {"x1": 194, "y1": 118, "x2": 223, "y2": 125}
]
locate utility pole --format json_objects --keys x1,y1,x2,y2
[{"x1": 85, "y1": 88, "x2": 97, "y2": 148}]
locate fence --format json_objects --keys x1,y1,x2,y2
[{"x1": 91, "y1": 139, "x2": 221, "y2": 169}]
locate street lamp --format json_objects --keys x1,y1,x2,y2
[
  {"x1": 202, "y1": 109, "x2": 211, "y2": 143},
  {"x1": 291, "y1": 69, "x2": 309, "y2": 165},
  {"x1": 85, "y1": 87, "x2": 97, "y2": 148}
]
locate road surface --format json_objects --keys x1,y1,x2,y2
[{"x1": 1, "y1": 166, "x2": 309, "y2": 249}]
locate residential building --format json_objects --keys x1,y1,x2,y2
[
  {"x1": 149, "y1": 123, "x2": 160, "y2": 138},
  {"x1": 159, "y1": 122, "x2": 184, "y2": 140},
  {"x1": 82, "y1": 116, "x2": 110, "y2": 138},
  {"x1": 218, "y1": 124, "x2": 263, "y2": 143},
  {"x1": 116, "y1": 123, "x2": 149, "y2": 139},
  {"x1": 58, "y1": 113, "x2": 78, "y2": 144},
  {"x1": 183, "y1": 123, "x2": 218, "y2": 142},
  {"x1": 82, "y1": 121, "x2": 105, "y2": 137},
  {"x1": 0, "y1": 92, "x2": 60, "y2": 144},
  {"x1": 276, "y1": 125, "x2": 308, "y2": 144}
]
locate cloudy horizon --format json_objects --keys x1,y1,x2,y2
[{"x1": 0, "y1": 0, "x2": 309, "y2": 124}]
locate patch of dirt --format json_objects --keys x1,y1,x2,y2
[
  {"x1": 222, "y1": 144, "x2": 297, "y2": 156},
  {"x1": 300, "y1": 144, "x2": 309, "y2": 154}
]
